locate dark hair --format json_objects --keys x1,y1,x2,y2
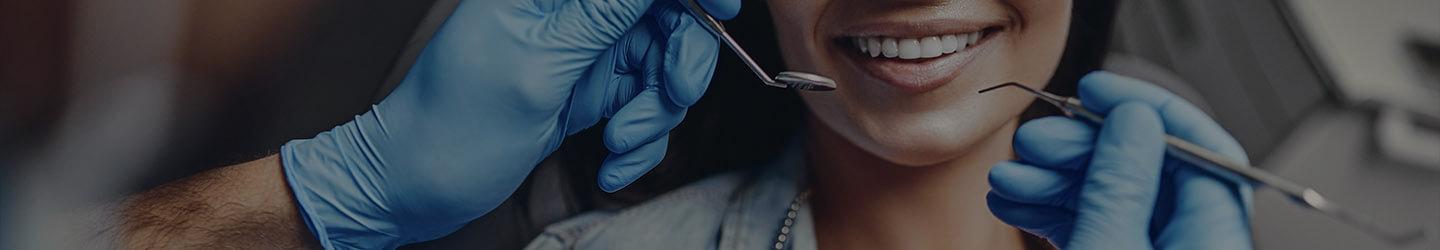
[{"x1": 555, "y1": 0, "x2": 1119, "y2": 203}]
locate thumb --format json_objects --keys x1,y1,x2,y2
[{"x1": 1066, "y1": 102, "x2": 1166, "y2": 250}]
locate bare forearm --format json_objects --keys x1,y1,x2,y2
[{"x1": 114, "y1": 155, "x2": 318, "y2": 249}]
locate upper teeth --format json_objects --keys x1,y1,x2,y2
[{"x1": 852, "y1": 32, "x2": 982, "y2": 59}]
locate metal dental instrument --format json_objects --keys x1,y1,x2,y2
[
  {"x1": 680, "y1": 0, "x2": 837, "y2": 91},
  {"x1": 979, "y1": 82, "x2": 1428, "y2": 245}
]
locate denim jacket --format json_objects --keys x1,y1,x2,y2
[{"x1": 524, "y1": 141, "x2": 815, "y2": 250}]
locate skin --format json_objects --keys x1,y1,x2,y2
[
  {"x1": 764, "y1": 0, "x2": 1072, "y2": 248},
  {"x1": 110, "y1": 155, "x2": 315, "y2": 249}
]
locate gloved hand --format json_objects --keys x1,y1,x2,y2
[
  {"x1": 278, "y1": 0, "x2": 740, "y2": 248},
  {"x1": 986, "y1": 71, "x2": 1254, "y2": 249}
]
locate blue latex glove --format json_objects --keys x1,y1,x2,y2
[
  {"x1": 986, "y1": 71, "x2": 1254, "y2": 249},
  {"x1": 279, "y1": 0, "x2": 740, "y2": 248}
]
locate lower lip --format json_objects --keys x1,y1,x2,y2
[{"x1": 839, "y1": 35, "x2": 994, "y2": 93}]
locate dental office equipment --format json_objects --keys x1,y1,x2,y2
[
  {"x1": 979, "y1": 82, "x2": 1428, "y2": 246},
  {"x1": 680, "y1": 0, "x2": 837, "y2": 91}
]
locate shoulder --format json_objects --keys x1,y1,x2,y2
[{"x1": 525, "y1": 171, "x2": 753, "y2": 250}]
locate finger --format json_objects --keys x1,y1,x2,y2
[
  {"x1": 604, "y1": 87, "x2": 687, "y2": 154},
  {"x1": 1014, "y1": 116, "x2": 1096, "y2": 171},
  {"x1": 564, "y1": 23, "x2": 658, "y2": 135},
  {"x1": 988, "y1": 161, "x2": 1081, "y2": 208},
  {"x1": 653, "y1": 2, "x2": 719, "y2": 108},
  {"x1": 598, "y1": 135, "x2": 671, "y2": 192},
  {"x1": 565, "y1": 53, "x2": 645, "y2": 136},
  {"x1": 1066, "y1": 102, "x2": 1165, "y2": 250},
  {"x1": 987, "y1": 192, "x2": 1075, "y2": 245},
  {"x1": 1078, "y1": 71, "x2": 1248, "y2": 163},
  {"x1": 1153, "y1": 168, "x2": 1254, "y2": 250},
  {"x1": 599, "y1": 14, "x2": 692, "y2": 153},
  {"x1": 697, "y1": 0, "x2": 742, "y2": 20}
]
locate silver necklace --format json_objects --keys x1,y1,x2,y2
[{"x1": 773, "y1": 189, "x2": 811, "y2": 250}]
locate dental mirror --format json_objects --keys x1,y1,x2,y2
[
  {"x1": 681, "y1": 0, "x2": 837, "y2": 91},
  {"x1": 774, "y1": 71, "x2": 837, "y2": 91}
]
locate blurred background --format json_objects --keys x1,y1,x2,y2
[{"x1": 2, "y1": 0, "x2": 1437, "y2": 249}]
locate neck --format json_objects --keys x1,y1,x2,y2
[{"x1": 805, "y1": 117, "x2": 1023, "y2": 250}]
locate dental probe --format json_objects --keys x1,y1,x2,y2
[
  {"x1": 979, "y1": 82, "x2": 1428, "y2": 246},
  {"x1": 680, "y1": 0, "x2": 837, "y2": 91}
]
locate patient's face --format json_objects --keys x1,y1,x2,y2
[{"x1": 768, "y1": 0, "x2": 1072, "y2": 166}]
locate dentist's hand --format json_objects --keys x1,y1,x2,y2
[
  {"x1": 279, "y1": 0, "x2": 739, "y2": 248},
  {"x1": 987, "y1": 71, "x2": 1254, "y2": 249}
]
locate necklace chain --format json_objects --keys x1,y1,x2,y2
[{"x1": 773, "y1": 190, "x2": 811, "y2": 250}]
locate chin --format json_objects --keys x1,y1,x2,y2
[
  {"x1": 812, "y1": 99, "x2": 1020, "y2": 167},
  {"x1": 863, "y1": 131, "x2": 980, "y2": 167}
]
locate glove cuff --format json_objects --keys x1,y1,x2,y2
[{"x1": 281, "y1": 113, "x2": 406, "y2": 249}]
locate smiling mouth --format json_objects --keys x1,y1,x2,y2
[
  {"x1": 843, "y1": 27, "x2": 999, "y2": 60},
  {"x1": 834, "y1": 26, "x2": 1004, "y2": 93}
]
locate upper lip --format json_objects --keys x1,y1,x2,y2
[{"x1": 830, "y1": 18, "x2": 1009, "y2": 39}]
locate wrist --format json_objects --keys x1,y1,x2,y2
[{"x1": 281, "y1": 113, "x2": 406, "y2": 249}]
